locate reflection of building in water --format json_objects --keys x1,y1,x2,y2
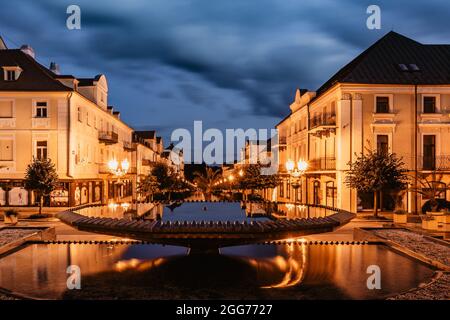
[
  {"x1": 0, "y1": 244, "x2": 127, "y2": 298},
  {"x1": 272, "y1": 203, "x2": 331, "y2": 219},
  {"x1": 75, "y1": 202, "x2": 163, "y2": 220}
]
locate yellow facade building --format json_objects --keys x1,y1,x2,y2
[
  {"x1": 277, "y1": 32, "x2": 450, "y2": 213},
  {"x1": 0, "y1": 41, "x2": 180, "y2": 207}
]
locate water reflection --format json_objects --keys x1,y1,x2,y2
[
  {"x1": 0, "y1": 243, "x2": 434, "y2": 300},
  {"x1": 75, "y1": 202, "x2": 336, "y2": 222}
]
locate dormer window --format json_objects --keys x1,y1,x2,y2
[{"x1": 2, "y1": 66, "x2": 22, "y2": 81}]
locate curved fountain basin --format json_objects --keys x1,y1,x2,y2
[
  {"x1": 57, "y1": 202, "x2": 355, "y2": 249},
  {"x1": 0, "y1": 242, "x2": 434, "y2": 300}
]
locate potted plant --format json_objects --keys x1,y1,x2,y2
[
  {"x1": 391, "y1": 189, "x2": 407, "y2": 224},
  {"x1": 3, "y1": 209, "x2": 19, "y2": 225},
  {"x1": 393, "y1": 209, "x2": 407, "y2": 224}
]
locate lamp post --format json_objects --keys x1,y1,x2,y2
[
  {"x1": 108, "y1": 158, "x2": 130, "y2": 202},
  {"x1": 285, "y1": 159, "x2": 308, "y2": 203}
]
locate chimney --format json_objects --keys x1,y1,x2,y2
[
  {"x1": 49, "y1": 62, "x2": 60, "y2": 75},
  {"x1": 113, "y1": 111, "x2": 121, "y2": 119},
  {"x1": 20, "y1": 45, "x2": 35, "y2": 59}
]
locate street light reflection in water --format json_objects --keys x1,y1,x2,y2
[{"x1": 0, "y1": 242, "x2": 434, "y2": 300}]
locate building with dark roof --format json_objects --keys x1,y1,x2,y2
[
  {"x1": 0, "y1": 41, "x2": 181, "y2": 208},
  {"x1": 275, "y1": 31, "x2": 450, "y2": 214}
]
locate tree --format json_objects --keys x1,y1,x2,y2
[
  {"x1": 239, "y1": 164, "x2": 280, "y2": 197},
  {"x1": 24, "y1": 157, "x2": 59, "y2": 215},
  {"x1": 137, "y1": 175, "x2": 160, "y2": 201},
  {"x1": 193, "y1": 167, "x2": 222, "y2": 200},
  {"x1": 409, "y1": 171, "x2": 449, "y2": 213},
  {"x1": 345, "y1": 149, "x2": 407, "y2": 217},
  {"x1": 151, "y1": 162, "x2": 188, "y2": 200}
]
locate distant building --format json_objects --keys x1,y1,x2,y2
[{"x1": 276, "y1": 31, "x2": 450, "y2": 213}]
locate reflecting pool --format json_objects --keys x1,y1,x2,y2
[
  {"x1": 75, "y1": 201, "x2": 336, "y2": 222},
  {"x1": 0, "y1": 243, "x2": 434, "y2": 300}
]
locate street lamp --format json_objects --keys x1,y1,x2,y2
[
  {"x1": 108, "y1": 158, "x2": 130, "y2": 202},
  {"x1": 285, "y1": 159, "x2": 308, "y2": 202}
]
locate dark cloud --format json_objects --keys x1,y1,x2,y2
[{"x1": 1, "y1": 0, "x2": 449, "y2": 146}]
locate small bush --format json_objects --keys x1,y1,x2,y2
[{"x1": 4, "y1": 209, "x2": 19, "y2": 217}]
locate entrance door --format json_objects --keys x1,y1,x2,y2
[{"x1": 313, "y1": 181, "x2": 320, "y2": 205}]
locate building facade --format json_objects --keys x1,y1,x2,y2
[
  {"x1": 276, "y1": 32, "x2": 450, "y2": 213},
  {"x1": 0, "y1": 41, "x2": 181, "y2": 207}
]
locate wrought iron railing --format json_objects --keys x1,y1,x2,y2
[
  {"x1": 309, "y1": 157, "x2": 336, "y2": 171},
  {"x1": 98, "y1": 131, "x2": 119, "y2": 144},
  {"x1": 309, "y1": 112, "x2": 336, "y2": 129}
]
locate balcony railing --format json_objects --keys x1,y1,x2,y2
[
  {"x1": 141, "y1": 159, "x2": 155, "y2": 166},
  {"x1": 419, "y1": 155, "x2": 450, "y2": 171},
  {"x1": 98, "y1": 131, "x2": 119, "y2": 144},
  {"x1": 309, "y1": 112, "x2": 336, "y2": 129},
  {"x1": 123, "y1": 140, "x2": 136, "y2": 151},
  {"x1": 309, "y1": 157, "x2": 336, "y2": 171},
  {"x1": 98, "y1": 163, "x2": 136, "y2": 174}
]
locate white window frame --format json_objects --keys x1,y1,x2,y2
[
  {"x1": 32, "y1": 99, "x2": 50, "y2": 118},
  {"x1": 422, "y1": 94, "x2": 441, "y2": 113},
  {"x1": 2, "y1": 66, "x2": 22, "y2": 81},
  {"x1": 374, "y1": 94, "x2": 394, "y2": 114},
  {"x1": 421, "y1": 132, "x2": 440, "y2": 158},
  {"x1": 375, "y1": 133, "x2": 392, "y2": 154}
]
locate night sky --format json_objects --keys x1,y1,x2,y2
[{"x1": 1, "y1": 0, "x2": 448, "y2": 162}]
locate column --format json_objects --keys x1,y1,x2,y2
[{"x1": 336, "y1": 93, "x2": 352, "y2": 211}]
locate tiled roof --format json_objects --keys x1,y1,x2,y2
[
  {"x1": 0, "y1": 49, "x2": 71, "y2": 91},
  {"x1": 316, "y1": 31, "x2": 450, "y2": 97},
  {"x1": 134, "y1": 130, "x2": 156, "y2": 140}
]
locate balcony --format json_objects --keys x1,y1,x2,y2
[
  {"x1": 309, "y1": 112, "x2": 336, "y2": 137},
  {"x1": 123, "y1": 141, "x2": 136, "y2": 151},
  {"x1": 141, "y1": 159, "x2": 155, "y2": 166},
  {"x1": 98, "y1": 131, "x2": 119, "y2": 144},
  {"x1": 419, "y1": 155, "x2": 450, "y2": 171},
  {"x1": 309, "y1": 157, "x2": 336, "y2": 171},
  {"x1": 98, "y1": 163, "x2": 136, "y2": 174}
]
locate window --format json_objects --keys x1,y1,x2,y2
[
  {"x1": 0, "y1": 100, "x2": 13, "y2": 118},
  {"x1": 423, "y1": 135, "x2": 436, "y2": 170},
  {"x1": 6, "y1": 70, "x2": 15, "y2": 81},
  {"x1": 423, "y1": 97, "x2": 436, "y2": 113},
  {"x1": 376, "y1": 97, "x2": 390, "y2": 113},
  {"x1": 3, "y1": 67, "x2": 21, "y2": 81},
  {"x1": 36, "y1": 141, "x2": 48, "y2": 160},
  {"x1": 77, "y1": 107, "x2": 82, "y2": 122},
  {"x1": 0, "y1": 139, "x2": 13, "y2": 161},
  {"x1": 35, "y1": 101, "x2": 48, "y2": 118},
  {"x1": 377, "y1": 135, "x2": 389, "y2": 154},
  {"x1": 86, "y1": 112, "x2": 90, "y2": 126}
]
